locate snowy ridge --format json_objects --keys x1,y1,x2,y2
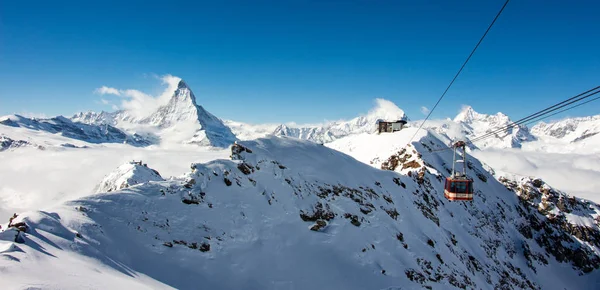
[
  {"x1": 0, "y1": 131, "x2": 598, "y2": 289},
  {"x1": 0, "y1": 135, "x2": 44, "y2": 152},
  {"x1": 71, "y1": 110, "x2": 119, "y2": 127},
  {"x1": 0, "y1": 114, "x2": 152, "y2": 147},
  {"x1": 272, "y1": 99, "x2": 407, "y2": 143}
]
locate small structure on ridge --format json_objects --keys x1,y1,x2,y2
[{"x1": 376, "y1": 117, "x2": 407, "y2": 133}]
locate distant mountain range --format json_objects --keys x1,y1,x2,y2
[
  {"x1": 1, "y1": 80, "x2": 599, "y2": 152},
  {"x1": 0, "y1": 114, "x2": 151, "y2": 147}
]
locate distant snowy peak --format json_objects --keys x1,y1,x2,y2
[
  {"x1": 272, "y1": 99, "x2": 407, "y2": 143},
  {"x1": 447, "y1": 106, "x2": 535, "y2": 149},
  {"x1": 531, "y1": 114, "x2": 600, "y2": 142},
  {"x1": 453, "y1": 107, "x2": 475, "y2": 124},
  {"x1": 453, "y1": 106, "x2": 478, "y2": 123},
  {"x1": 454, "y1": 105, "x2": 511, "y2": 126},
  {"x1": 72, "y1": 80, "x2": 237, "y2": 147},
  {"x1": 141, "y1": 80, "x2": 201, "y2": 128},
  {"x1": 71, "y1": 111, "x2": 119, "y2": 126}
]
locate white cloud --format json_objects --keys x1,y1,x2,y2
[
  {"x1": 156, "y1": 74, "x2": 182, "y2": 105},
  {"x1": 420, "y1": 106, "x2": 430, "y2": 115},
  {"x1": 472, "y1": 149, "x2": 600, "y2": 203},
  {"x1": 94, "y1": 86, "x2": 121, "y2": 96},
  {"x1": 367, "y1": 98, "x2": 406, "y2": 121},
  {"x1": 119, "y1": 89, "x2": 159, "y2": 118},
  {"x1": 96, "y1": 74, "x2": 183, "y2": 119}
]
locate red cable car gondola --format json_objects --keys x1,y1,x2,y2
[{"x1": 444, "y1": 141, "x2": 474, "y2": 201}]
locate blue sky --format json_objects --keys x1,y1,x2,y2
[{"x1": 1, "y1": 0, "x2": 599, "y2": 124}]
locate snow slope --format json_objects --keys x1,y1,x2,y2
[
  {"x1": 1, "y1": 131, "x2": 599, "y2": 289},
  {"x1": 272, "y1": 99, "x2": 407, "y2": 143}
]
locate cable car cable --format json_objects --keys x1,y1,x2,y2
[
  {"x1": 467, "y1": 86, "x2": 600, "y2": 144},
  {"x1": 520, "y1": 94, "x2": 600, "y2": 127},
  {"x1": 416, "y1": 86, "x2": 600, "y2": 157},
  {"x1": 403, "y1": 0, "x2": 511, "y2": 148},
  {"x1": 468, "y1": 86, "x2": 600, "y2": 143}
]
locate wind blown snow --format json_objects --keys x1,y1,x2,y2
[
  {"x1": 95, "y1": 74, "x2": 182, "y2": 119},
  {"x1": 368, "y1": 98, "x2": 406, "y2": 121}
]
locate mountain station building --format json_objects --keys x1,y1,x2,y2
[{"x1": 377, "y1": 117, "x2": 407, "y2": 133}]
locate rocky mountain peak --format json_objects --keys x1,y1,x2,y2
[{"x1": 453, "y1": 106, "x2": 478, "y2": 123}]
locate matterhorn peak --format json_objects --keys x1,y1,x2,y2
[
  {"x1": 177, "y1": 79, "x2": 189, "y2": 90},
  {"x1": 166, "y1": 79, "x2": 197, "y2": 108}
]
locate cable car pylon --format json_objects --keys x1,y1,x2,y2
[{"x1": 444, "y1": 141, "x2": 474, "y2": 201}]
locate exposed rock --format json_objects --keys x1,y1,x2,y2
[
  {"x1": 310, "y1": 220, "x2": 327, "y2": 231},
  {"x1": 300, "y1": 203, "x2": 335, "y2": 222}
]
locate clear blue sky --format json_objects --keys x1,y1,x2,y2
[{"x1": 1, "y1": 0, "x2": 599, "y2": 124}]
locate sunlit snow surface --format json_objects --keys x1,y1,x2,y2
[{"x1": 1, "y1": 130, "x2": 598, "y2": 289}]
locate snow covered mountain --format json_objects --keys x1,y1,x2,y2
[
  {"x1": 422, "y1": 106, "x2": 536, "y2": 150},
  {"x1": 1, "y1": 130, "x2": 598, "y2": 289},
  {"x1": 71, "y1": 110, "x2": 119, "y2": 127},
  {"x1": 531, "y1": 114, "x2": 600, "y2": 143},
  {"x1": 71, "y1": 80, "x2": 237, "y2": 147},
  {"x1": 267, "y1": 101, "x2": 536, "y2": 150},
  {"x1": 0, "y1": 114, "x2": 151, "y2": 147},
  {"x1": 272, "y1": 99, "x2": 407, "y2": 143}
]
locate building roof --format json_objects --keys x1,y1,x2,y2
[{"x1": 376, "y1": 119, "x2": 407, "y2": 124}]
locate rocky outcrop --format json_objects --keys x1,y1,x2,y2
[
  {"x1": 500, "y1": 176, "x2": 600, "y2": 273},
  {"x1": 0, "y1": 135, "x2": 44, "y2": 152}
]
